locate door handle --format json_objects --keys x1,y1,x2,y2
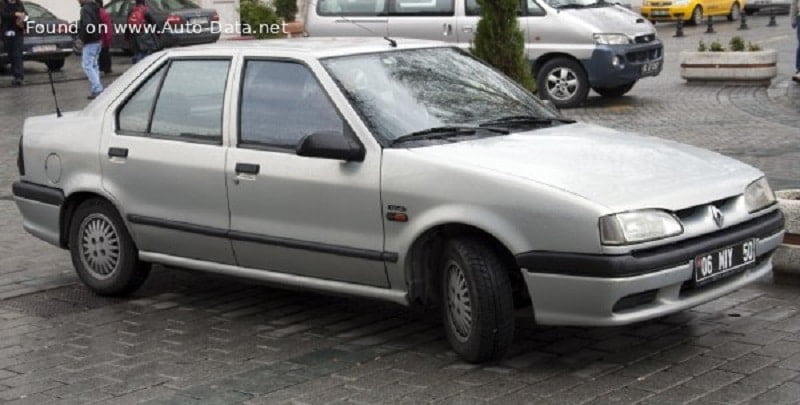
[
  {"x1": 462, "y1": 26, "x2": 474, "y2": 33},
  {"x1": 235, "y1": 163, "x2": 260, "y2": 175},
  {"x1": 108, "y1": 147, "x2": 128, "y2": 158},
  {"x1": 443, "y1": 23, "x2": 453, "y2": 36}
]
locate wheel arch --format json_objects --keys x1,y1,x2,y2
[
  {"x1": 59, "y1": 189, "x2": 125, "y2": 249},
  {"x1": 532, "y1": 52, "x2": 585, "y2": 77}
]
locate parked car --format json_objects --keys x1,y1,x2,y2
[
  {"x1": 306, "y1": 0, "x2": 664, "y2": 108},
  {"x1": 103, "y1": 0, "x2": 220, "y2": 52},
  {"x1": 0, "y1": 1, "x2": 73, "y2": 72},
  {"x1": 640, "y1": 0, "x2": 745, "y2": 25},
  {"x1": 743, "y1": 0, "x2": 790, "y2": 15},
  {"x1": 13, "y1": 38, "x2": 784, "y2": 362}
]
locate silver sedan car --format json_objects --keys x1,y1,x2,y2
[{"x1": 13, "y1": 38, "x2": 784, "y2": 362}]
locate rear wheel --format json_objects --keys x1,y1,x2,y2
[
  {"x1": 441, "y1": 237, "x2": 515, "y2": 363},
  {"x1": 689, "y1": 5, "x2": 703, "y2": 25},
  {"x1": 728, "y1": 2, "x2": 741, "y2": 21},
  {"x1": 536, "y1": 57, "x2": 590, "y2": 109},
  {"x1": 68, "y1": 198, "x2": 150, "y2": 296},
  {"x1": 593, "y1": 81, "x2": 636, "y2": 98},
  {"x1": 45, "y1": 58, "x2": 65, "y2": 72}
]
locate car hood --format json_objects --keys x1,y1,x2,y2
[
  {"x1": 564, "y1": 6, "x2": 655, "y2": 35},
  {"x1": 409, "y1": 123, "x2": 762, "y2": 212}
]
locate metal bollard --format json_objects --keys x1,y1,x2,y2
[
  {"x1": 767, "y1": 7, "x2": 777, "y2": 26},
  {"x1": 705, "y1": 15, "x2": 715, "y2": 34},
  {"x1": 674, "y1": 13, "x2": 685, "y2": 37},
  {"x1": 738, "y1": 12, "x2": 748, "y2": 30}
]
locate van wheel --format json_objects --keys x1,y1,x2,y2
[
  {"x1": 536, "y1": 58, "x2": 589, "y2": 109},
  {"x1": 593, "y1": 81, "x2": 636, "y2": 98},
  {"x1": 68, "y1": 198, "x2": 150, "y2": 296},
  {"x1": 441, "y1": 237, "x2": 514, "y2": 363},
  {"x1": 689, "y1": 6, "x2": 703, "y2": 25},
  {"x1": 727, "y1": 2, "x2": 740, "y2": 21}
]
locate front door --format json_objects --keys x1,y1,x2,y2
[
  {"x1": 101, "y1": 56, "x2": 235, "y2": 264},
  {"x1": 226, "y1": 58, "x2": 388, "y2": 287}
]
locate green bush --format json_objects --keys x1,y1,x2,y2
[
  {"x1": 274, "y1": 0, "x2": 298, "y2": 22},
  {"x1": 729, "y1": 36, "x2": 745, "y2": 52},
  {"x1": 709, "y1": 39, "x2": 725, "y2": 52},
  {"x1": 239, "y1": 0, "x2": 282, "y2": 39},
  {"x1": 697, "y1": 40, "x2": 707, "y2": 52},
  {"x1": 471, "y1": 0, "x2": 536, "y2": 92},
  {"x1": 747, "y1": 42, "x2": 762, "y2": 52}
]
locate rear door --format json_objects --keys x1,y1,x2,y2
[
  {"x1": 309, "y1": 0, "x2": 389, "y2": 37},
  {"x1": 387, "y1": 0, "x2": 458, "y2": 42},
  {"x1": 456, "y1": 0, "x2": 536, "y2": 48},
  {"x1": 101, "y1": 54, "x2": 236, "y2": 264}
]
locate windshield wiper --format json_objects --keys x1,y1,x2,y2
[
  {"x1": 479, "y1": 115, "x2": 576, "y2": 128},
  {"x1": 391, "y1": 125, "x2": 509, "y2": 146}
]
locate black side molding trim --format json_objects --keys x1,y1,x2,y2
[
  {"x1": 126, "y1": 214, "x2": 398, "y2": 263},
  {"x1": 11, "y1": 181, "x2": 65, "y2": 206},
  {"x1": 517, "y1": 209, "x2": 785, "y2": 278}
]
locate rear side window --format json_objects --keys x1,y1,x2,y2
[
  {"x1": 317, "y1": 0, "x2": 388, "y2": 16},
  {"x1": 148, "y1": 0, "x2": 199, "y2": 10},
  {"x1": 239, "y1": 60, "x2": 344, "y2": 149},
  {"x1": 466, "y1": 0, "x2": 544, "y2": 16},
  {"x1": 391, "y1": 0, "x2": 454, "y2": 15},
  {"x1": 117, "y1": 59, "x2": 230, "y2": 143}
]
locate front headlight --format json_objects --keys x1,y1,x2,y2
[
  {"x1": 600, "y1": 209, "x2": 683, "y2": 245},
  {"x1": 594, "y1": 33, "x2": 631, "y2": 45},
  {"x1": 744, "y1": 177, "x2": 776, "y2": 213}
]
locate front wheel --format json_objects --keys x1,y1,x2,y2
[
  {"x1": 593, "y1": 81, "x2": 636, "y2": 98},
  {"x1": 689, "y1": 6, "x2": 703, "y2": 25},
  {"x1": 68, "y1": 198, "x2": 151, "y2": 296},
  {"x1": 536, "y1": 57, "x2": 590, "y2": 109},
  {"x1": 441, "y1": 237, "x2": 515, "y2": 363},
  {"x1": 728, "y1": 2, "x2": 740, "y2": 21}
]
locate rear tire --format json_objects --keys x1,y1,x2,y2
[
  {"x1": 593, "y1": 81, "x2": 636, "y2": 98},
  {"x1": 441, "y1": 237, "x2": 515, "y2": 363},
  {"x1": 68, "y1": 198, "x2": 150, "y2": 296},
  {"x1": 536, "y1": 57, "x2": 590, "y2": 109},
  {"x1": 45, "y1": 58, "x2": 65, "y2": 72}
]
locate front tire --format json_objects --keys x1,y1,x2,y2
[
  {"x1": 593, "y1": 81, "x2": 636, "y2": 98},
  {"x1": 69, "y1": 199, "x2": 150, "y2": 296},
  {"x1": 441, "y1": 237, "x2": 515, "y2": 363},
  {"x1": 728, "y1": 2, "x2": 740, "y2": 21},
  {"x1": 536, "y1": 57, "x2": 590, "y2": 109},
  {"x1": 689, "y1": 6, "x2": 703, "y2": 25}
]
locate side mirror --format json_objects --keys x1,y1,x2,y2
[
  {"x1": 542, "y1": 99, "x2": 561, "y2": 116},
  {"x1": 297, "y1": 131, "x2": 365, "y2": 162}
]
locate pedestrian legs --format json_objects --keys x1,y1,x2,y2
[{"x1": 82, "y1": 42, "x2": 104, "y2": 97}]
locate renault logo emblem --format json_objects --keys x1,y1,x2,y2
[{"x1": 710, "y1": 206, "x2": 724, "y2": 228}]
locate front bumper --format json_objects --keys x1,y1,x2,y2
[
  {"x1": 517, "y1": 210, "x2": 785, "y2": 326},
  {"x1": 11, "y1": 181, "x2": 64, "y2": 247},
  {"x1": 581, "y1": 41, "x2": 664, "y2": 88}
]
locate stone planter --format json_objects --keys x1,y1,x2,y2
[
  {"x1": 680, "y1": 50, "x2": 778, "y2": 84},
  {"x1": 773, "y1": 190, "x2": 800, "y2": 277}
]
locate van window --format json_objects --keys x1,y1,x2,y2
[
  {"x1": 391, "y1": 0, "x2": 454, "y2": 15},
  {"x1": 466, "y1": 0, "x2": 544, "y2": 16},
  {"x1": 317, "y1": 0, "x2": 388, "y2": 16}
]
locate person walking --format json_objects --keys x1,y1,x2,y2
[
  {"x1": 1, "y1": 0, "x2": 27, "y2": 86},
  {"x1": 97, "y1": 0, "x2": 112, "y2": 74},
  {"x1": 127, "y1": 0, "x2": 158, "y2": 64},
  {"x1": 792, "y1": 0, "x2": 799, "y2": 83},
  {"x1": 78, "y1": 0, "x2": 103, "y2": 99}
]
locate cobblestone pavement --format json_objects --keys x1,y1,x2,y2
[{"x1": 1, "y1": 16, "x2": 799, "y2": 405}]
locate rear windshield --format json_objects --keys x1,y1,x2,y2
[
  {"x1": 24, "y1": 3, "x2": 57, "y2": 19},
  {"x1": 149, "y1": 0, "x2": 200, "y2": 10}
]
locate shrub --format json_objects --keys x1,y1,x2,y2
[
  {"x1": 747, "y1": 42, "x2": 762, "y2": 51},
  {"x1": 729, "y1": 36, "x2": 745, "y2": 52},
  {"x1": 697, "y1": 40, "x2": 707, "y2": 52},
  {"x1": 239, "y1": 0, "x2": 282, "y2": 39},
  {"x1": 471, "y1": 0, "x2": 536, "y2": 92},
  {"x1": 274, "y1": 0, "x2": 298, "y2": 22},
  {"x1": 709, "y1": 39, "x2": 725, "y2": 52}
]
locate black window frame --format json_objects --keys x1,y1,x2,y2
[
  {"x1": 115, "y1": 56, "x2": 232, "y2": 146},
  {"x1": 236, "y1": 57, "x2": 364, "y2": 155}
]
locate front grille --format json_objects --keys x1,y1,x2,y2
[
  {"x1": 635, "y1": 34, "x2": 656, "y2": 44},
  {"x1": 674, "y1": 195, "x2": 740, "y2": 223},
  {"x1": 613, "y1": 289, "x2": 658, "y2": 312},
  {"x1": 626, "y1": 47, "x2": 662, "y2": 63}
]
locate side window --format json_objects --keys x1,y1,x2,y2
[
  {"x1": 465, "y1": 0, "x2": 542, "y2": 16},
  {"x1": 239, "y1": 60, "x2": 344, "y2": 149},
  {"x1": 117, "y1": 59, "x2": 230, "y2": 143},
  {"x1": 527, "y1": 0, "x2": 545, "y2": 16},
  {"x1": 317, "y1": 0, "x2": 388, "y2": 16},
  {"x1": 391, "y1": 0, "x2": 454, "y2": 15}
]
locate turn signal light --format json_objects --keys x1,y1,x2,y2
[{"x1": 386, "y1": 212, "x2": 408, "y2": 222}]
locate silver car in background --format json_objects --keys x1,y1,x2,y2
[
  {"x1": 13, "y1": 38, "x2": 783, "y2": 362},
  {"x1": 305, "y1": 0, "x2": 664, "y2": 108}
]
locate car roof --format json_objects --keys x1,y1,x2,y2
[{"x1": 178, "y1": 37, "x2": 452, "y2": 58}]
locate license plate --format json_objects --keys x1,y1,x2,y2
[
  {"x1": 190, "y1": 17, "x2": 209, "y2": 25},
  {"x1": 694, "y1": 239, "x2": 757, "y2": 284},
  {"x1": 641, "y1": 60, "x2": 662, "y2": 76},
  {"x1": 652, "y1": 9, "x2": 670, "y2": 16},
  {"x1": 32, "y1": 44, "x2": 56, "y2": 53}
]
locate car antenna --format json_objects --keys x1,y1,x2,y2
[
  {"x1": 336, "y1": 10, "x2": 397, "y2": 47},
  {"x1": 47, "y1": 69, "x2": 63, "y2": 118}
]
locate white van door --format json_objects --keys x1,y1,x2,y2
[
  {"x1": 456, "y1": 0, "x2": 544, "y2": 50},
  {"x1": 309, "y1": 0, "x2": 390, "y2": 37},
  {"x1": 387, "y1": 0, "x2": 458, "y2": 42}
]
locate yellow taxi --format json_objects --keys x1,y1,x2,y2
[{"x1": 641, "y1": 0, "x2": 744, "y2": 25}]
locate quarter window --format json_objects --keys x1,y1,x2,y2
[
  {"x1": 239, "y1": 60, "x2": 343, "y2": 149},
  {"x1": 117, "y1": 59, "x2": 230, "y2": 143}
]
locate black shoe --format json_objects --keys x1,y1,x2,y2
[
  {"x1": 12, "y1": 78, "x2": 22, "y2": 86},
  {"x1": 87, "y1": 91, "x2": 102, "y2": 100}
]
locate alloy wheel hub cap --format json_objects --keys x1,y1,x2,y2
[
  {"x1": 446, "y1": 262, "x2": 472, "y2": 343},
  {"x1": 79, "y1": 214, "x2": 120, "y2": 279},
  {"x1": 547, "y1": 68, "x2": 578, "y2": 101}
]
